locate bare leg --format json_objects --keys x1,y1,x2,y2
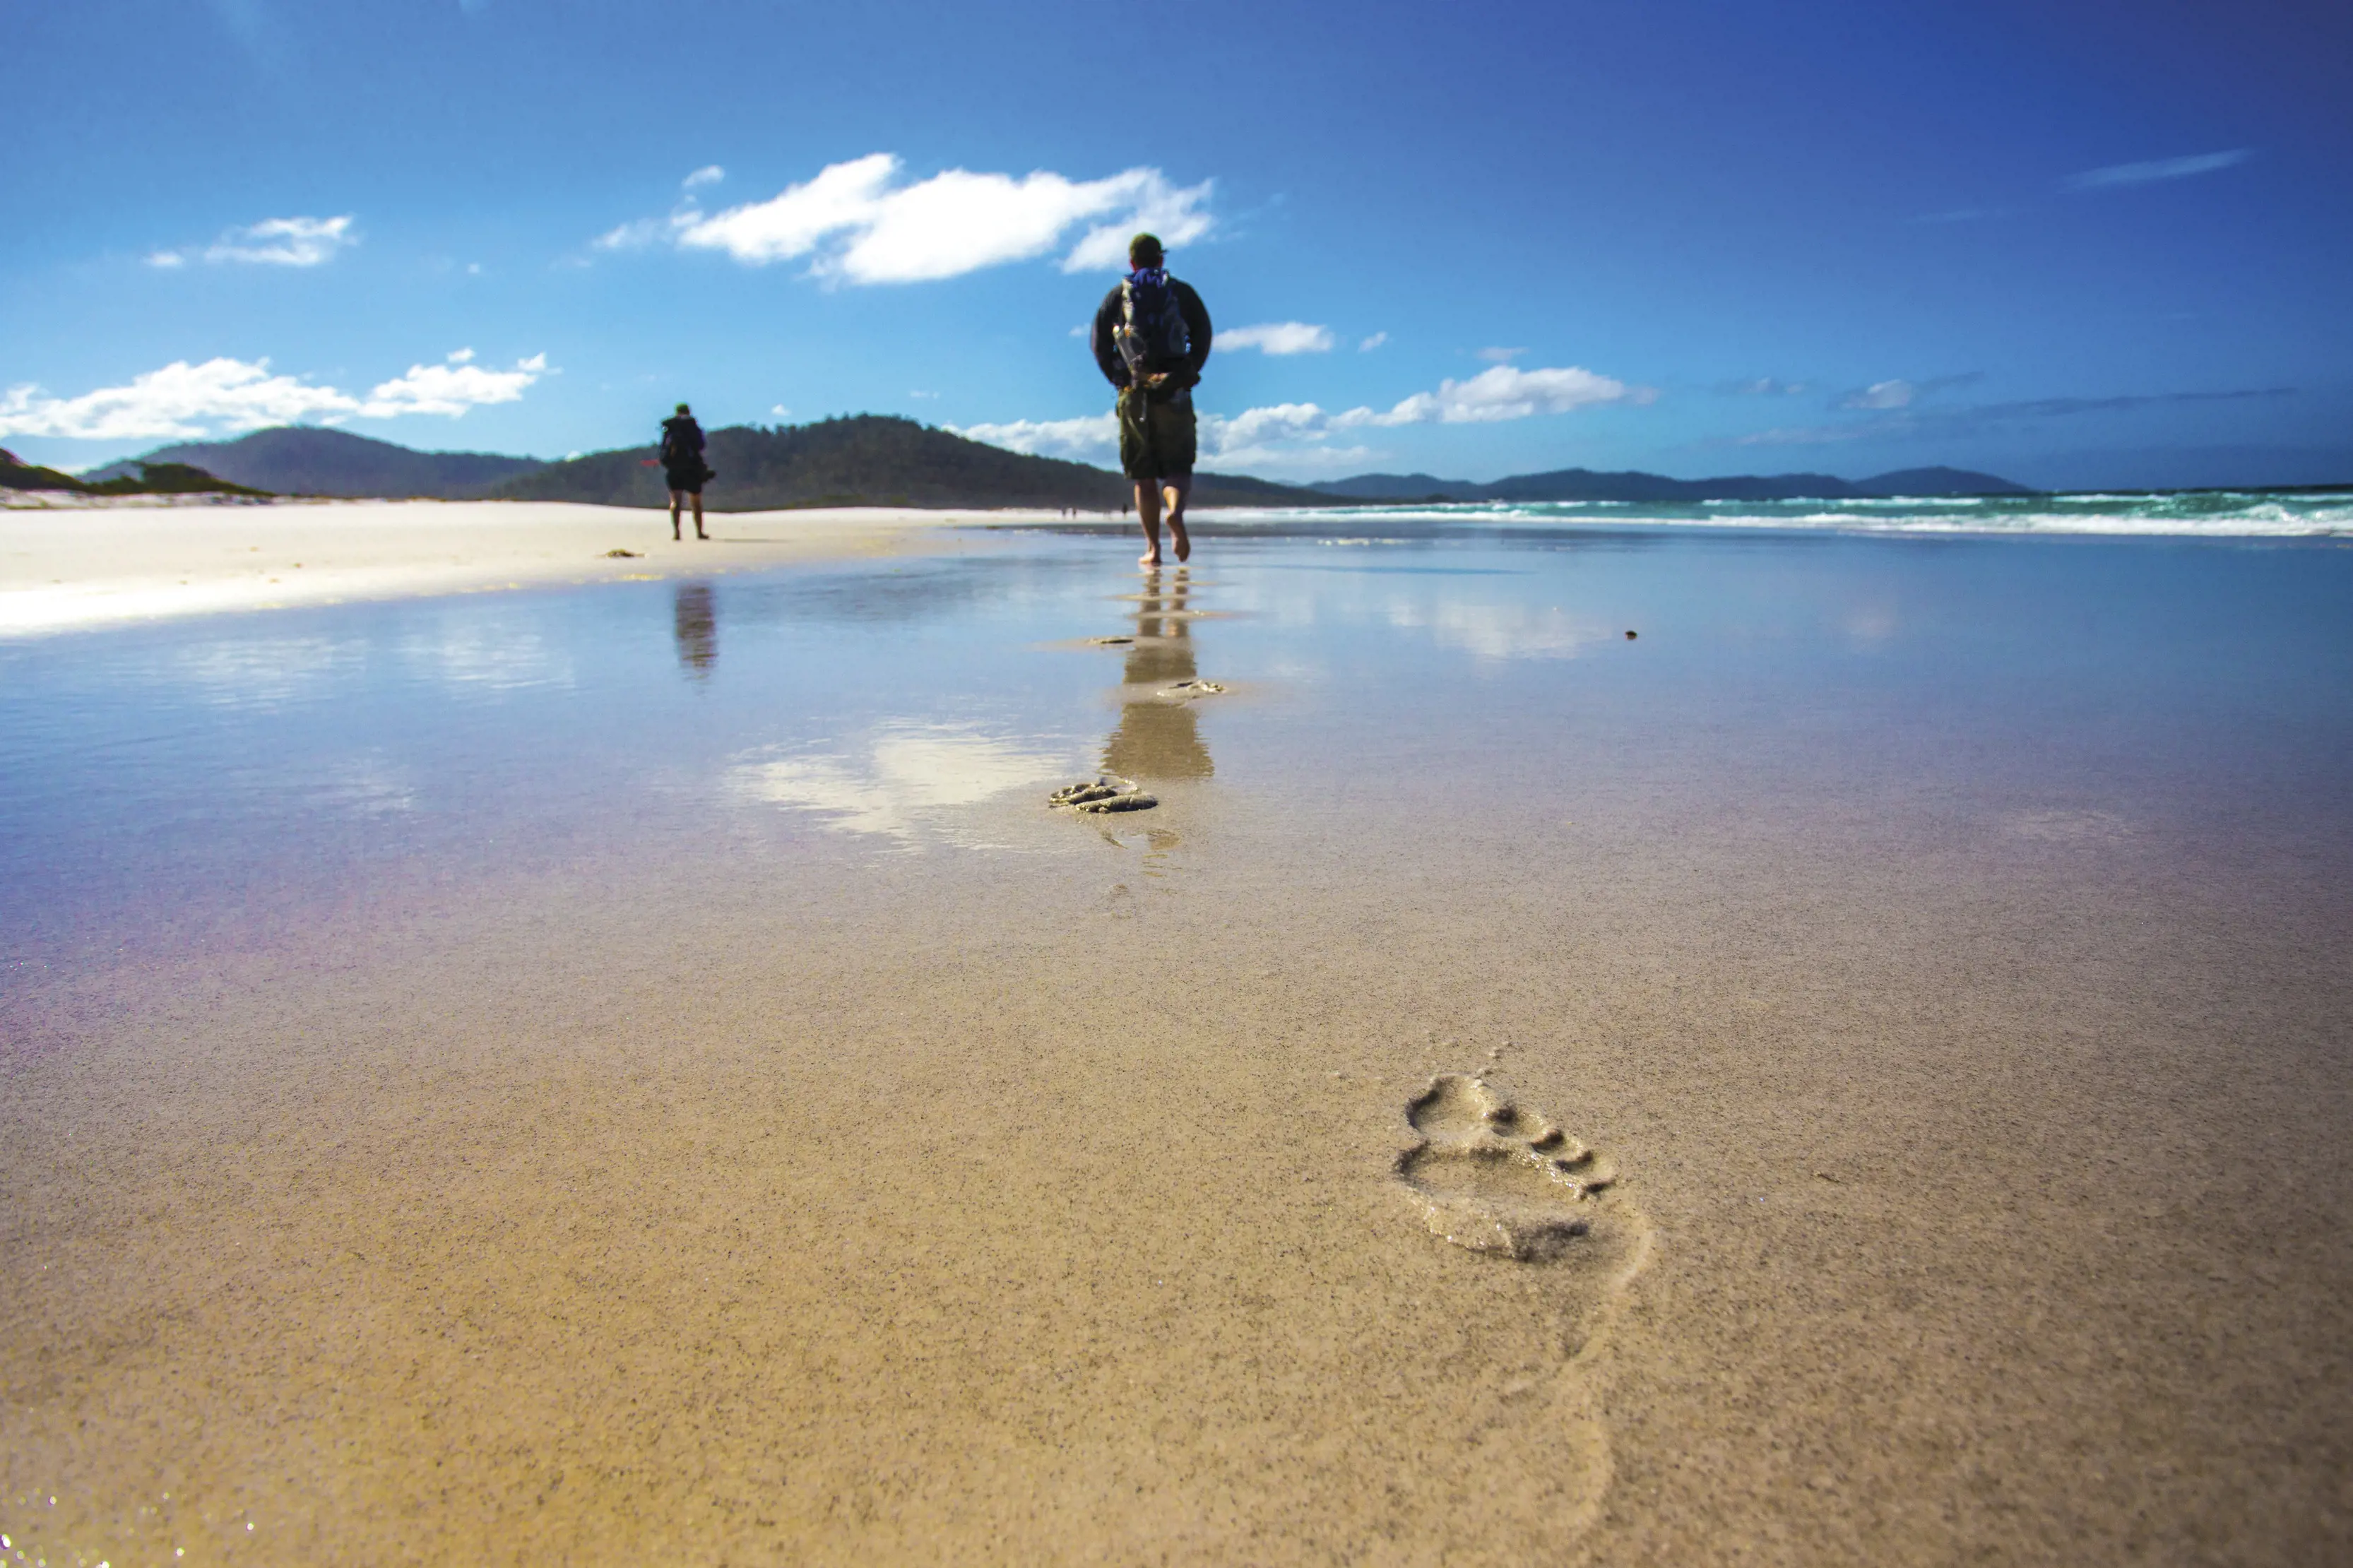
[
  {"x1": 1163, "y1": 475, "x2": 1193, "y2": 562},
  {"x1": 669, "y1": 490, "x2": 684, "y2": 540},
  {"x1": 693, "y1": 493, "x2": 707, "y2": 540},
  {"x1": 1134, "y1": 479, "x2": 1163, "y2": 567}
]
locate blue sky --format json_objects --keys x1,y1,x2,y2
[{"x1": 5, "y1": 0, "x2": 2348, "y2": 487}]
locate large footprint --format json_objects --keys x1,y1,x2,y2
[{"x1": 1395, "y1": 1074, "x2": 1630, "y2": 1263}]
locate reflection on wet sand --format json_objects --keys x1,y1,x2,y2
[
  {"x1": 1102, "y1": 569, "x2": 1213, "y2": 781},
  {"x1": 673, "y1": 583, "x2": 716, "y2": 677}
]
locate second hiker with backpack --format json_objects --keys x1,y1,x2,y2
[
  {"x1": 1091, "y1": 232, "x2": 1213, "y2": 568},
  {"x1": 660, "y1": 402, "x2": 712, "y2": 542}
]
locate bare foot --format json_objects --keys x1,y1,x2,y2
[
  {"x1": 1169, "y1": 519, "x2": 1192, "y2": 562},
  {"x1": 1139, "y1": 551, "x2": 1162, "y2": 568}
]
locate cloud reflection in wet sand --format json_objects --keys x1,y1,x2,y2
[
  {"x1": 728, "y1": 724, "x2": 1081, "y2": 845},
  {"x1": 1392, "y1": 599, "x2": 1614, "y2": 662}
]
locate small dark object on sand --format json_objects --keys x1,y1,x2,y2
[
  {"x1": 1625, "y1": 629, "x2": 1637, "y2": 640},
  {"x1": 1050, "y1": 777, "x2": 1158, "y2": 814},
  {"x1": 605, "y1": 548, "x2": 642, "y2": 559},
  {"x1": 1089, "y1": 636, "x2": 1134, "y2": 646}
]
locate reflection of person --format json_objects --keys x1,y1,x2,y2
[
  {"x1": 672, "y1": 583, "x2": 716, "y2": 677},
  {"x1": 1101, "y1": 569, "x2": 1214, "y2": 781},
  {"x1": 660, "y1": 403, "x2": 711, "y2": 542},
  {"x1": 1091, "y1": 234, "x2": 1212, "y2": 569}
]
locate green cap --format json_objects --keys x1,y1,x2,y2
[{"x1": 1127, "y1": 232, "x2": 1163, "y2": 266}]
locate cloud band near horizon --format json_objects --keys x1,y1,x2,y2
[
  {"x1": 955, "y1": 363, "x2": 1652, "y2": 471},
  {"x1": 0, "y1": 350, "x2": 550, "y2": 443}
]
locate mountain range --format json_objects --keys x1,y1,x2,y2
[
  {"x1": 492, "y1": 417, "x2": 1322, "y2": 511},
  {"x1": 1314, "y1": 465, "x2": 2031, "y2": 502},
  {"x1": 83, "y1": 427, "x2": 547, "y2": 499},
  {"x1": 51, "y1": 423, "x2": 2037, "y2": 509}
]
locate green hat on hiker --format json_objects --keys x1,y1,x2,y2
[{"x1": 1127, "y1": 233, "x2": 1164, "y2": 267}]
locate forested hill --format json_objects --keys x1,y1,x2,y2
[
  {"x1": 89, "y1": 427, "x2": 546, "y2": 499},
  {"x1": 492, "y1": 416, "x2": 1332, "y2": 511}
]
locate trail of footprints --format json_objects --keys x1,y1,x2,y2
[{"x1": 1394, "y1": 1073, "x2": 1628, "y2": 1262}]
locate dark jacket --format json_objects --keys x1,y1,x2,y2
[{"x1": 1091, "y1": 278, "x2": 1213, "y2": 398}]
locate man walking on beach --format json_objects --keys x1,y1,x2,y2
[
  {"x1": 1092, "y1": 234, "x2": 1211, "y2": 567},
  {"x1": 660, "y1": 403, "x2": 711, "y2": 542}
]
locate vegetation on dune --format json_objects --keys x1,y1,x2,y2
[
  {"x1": 491, "y1": 415, "x2": 1332, "y2": 511},
  {"x1": 1, "y1": 451, "x2": 270, "y2": 497}
]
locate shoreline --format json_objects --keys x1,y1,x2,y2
[{"x1": 0, "y1": 498, "x2": 1132, "y2": 638}]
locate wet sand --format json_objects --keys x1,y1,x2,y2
[{"x1": 3, "y1": 530, "x2": 2348, "y2": 1563}]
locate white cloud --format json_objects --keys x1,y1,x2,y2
[
  {"x1": 203, "y1": 215, "x2": 357, "y2": 267},
  {"x1": 1733, "y1": 376, "x2": 1806, "y2": 396},
  {"x1": 355, "y1": 350, "x2": 547, "y2": 419},
  {"x1": 730, "y1": 725, "x2": 1081, "y2": 843},
  {"x1": 953, "y1": 364, "x2": 1648, "y2": 472},
  {"x1": 0, "y1": 350, "x2": 550, "y2": 441},
  {"x1": 1476, "y1": 346, "x2": 1527, "y2": 364},
  {"x1": 669, "y1": 153, "x2": 1213, "y2": 284},
  {"x1": 683, "y1": 165, "x2": 725, "y2": 189},
  {"x1": 146, "y1": 250, "x2": 187, "y2": 268},
  {"x1": 2065, "y1": 150, "x2": 2249, "y2": 191},
  {"x1": 1345, "y1": 364, "x2": 1649, "y2": 426},
  {"x1": 952, "y1": 412, "x2": 1118, "y2": 463},
  {"x1": 771, "y1": 404, "x2": 792, "y2": 418},
  {"x1": 1840, "y1": 379, "x2": 1915, "y2": 410},
  {"x1": 593, "y1": 215, "x2": 674, "y2": 252},
  {"x1": 1220, "y1": 322, "x2": 1334, "y2": 355},
  {"x1": 0, "y1": 359, "x2": 358, "y2": 441},
  {"x1": 1358, "y1": 332, "x2": 1388, "y2": 352}
]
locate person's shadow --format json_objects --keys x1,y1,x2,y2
[
  {"x1": 1102, "y1": 569, "x2": 1213, "y2": 781},
  {"x1": 673, "y1": 583, "x2": 717, "y2": 679}
]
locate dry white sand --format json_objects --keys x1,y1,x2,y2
[{"x1": 0, "y1": 498, "x2": 1095, "y2": 636}]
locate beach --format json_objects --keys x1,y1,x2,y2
[
  {"x1": 3, "y1": 513, "x2": 2349, "y2": 1564},
  {"x1": 0, "y1": 498, "x2": 1060, "y2": 636}
]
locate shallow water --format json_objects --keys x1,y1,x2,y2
[
  {"x1": 6, "y1": 522, "x2": 2349, "y2": 958},
  {"x1": 5, "y1": 521, "x2": 2352, "y2": 1564}
]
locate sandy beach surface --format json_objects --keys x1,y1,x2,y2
[
  {"x1": 3, "y1": 521, "x2": 2348, "y2": 1564},
  {"x1": 0, "y1": 497, "x2": 1076, "y2": 636}
]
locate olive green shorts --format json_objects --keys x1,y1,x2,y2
[{"x1": 1117, "y1": 386, "x2": 1197, "y2": 482}]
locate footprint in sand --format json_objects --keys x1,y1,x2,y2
[{"x1": 1395, "y1": 1074, "x2": 1634, "y2": 1264}]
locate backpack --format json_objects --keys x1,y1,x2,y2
[
  {"x1": 660, "y1": 418, "x2": 701, "y2": 467},
  {"x1": 1113, "y1": 271, "x2": 1191, "y2": 380}
]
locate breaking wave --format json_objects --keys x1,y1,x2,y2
[{"x1": 1261, "y1": 489, "x2": 2353, "y2": 539}]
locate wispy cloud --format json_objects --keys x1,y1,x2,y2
[
  {"x1": 682, "y1": 165, "x2": 725, "y2": 189},
  {"x1": 2065, "y1": 150, "x2": 2250, "y2": 191},
  {"x1": 192, "y1": 214, "x2": 359, "y2": 267},
  {"x1": 1834, "y1": 372, "x2": 1981, "y2": 411},
  {"x1": 1476, "y1": 346, "x2": 1527, "y2": 364},
  {"x1": 1738, "y1": 386, "x2": 2294, "y2": 446},
  {"x1": 1220, "y1": 322, "x2": 1334, "y2": 355},
  {"x1": 1358, "y1": 332, "x2": 1388, "y2": 352},
  {"x1": 1727, "y1": 376, "x2": 1806, "y2": 397},
  {"x1": 624, "y1": 153, "x2": 1213, "y2": 284},
  {"x1": 955, "y1": 363, "x2": 1652, "y2": 473},
  {"x1": 0, "y1": 350, "x2": 550, "y2": 441}
]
